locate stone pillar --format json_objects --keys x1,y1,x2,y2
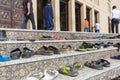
[
  {"x1": 68, "y1": 0, "x2": 75, "y2": 31},
  {"x1": 52, "y1": 0, "x2": 60, "y2": 31},
  {"x1": 32, "y1": 0, "x2": 37, "y2": 30},
  {"x1": 81, "y1": 4, "x2": 86, "y2": 32},
  {"x1": 90, "y1": 8, "x2": 95, "y2": 32}
]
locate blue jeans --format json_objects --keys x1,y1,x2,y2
[
  {"x1": 21, "y1": 13, "x2": 36, "y2": 29},
  {"x1": 95, "y1": 30, "x2": 100, "y2": 33},
  {"x1": 84, "y1": 28, "x2": 89, "y2": 32},
  {"x1": 111, "y1": 18, "x2": 119, "y2": 33}
]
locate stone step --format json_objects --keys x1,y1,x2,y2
[
  {"x1": 0, "y1": 39, "x2": 120, "y2": 56},
  {"x1": 55, "y1": 58, "x2": 120, "y2": 80},
  {"x1": 0, "y1": 28, "x2": 118, "y2": 41},
  {"x1": 0, "y1": 47, "x2": 119, "y2": 80}
]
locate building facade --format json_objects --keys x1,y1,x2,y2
[{"x1": 0, "y1": 0, "x2": 120, "y2": 33}]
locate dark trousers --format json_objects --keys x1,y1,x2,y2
[
  {"x1": 21, "y1": 13, "x2": 36, "y2": 29},
  {"x1": 111, "y1": 18, "x2": 119, "y2": 33}
]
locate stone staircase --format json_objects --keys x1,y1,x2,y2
[{"x1": 0, "y1": 29, "x2": 120, "y2": 80}]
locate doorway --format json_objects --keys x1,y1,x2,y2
[
  {"x1": 60, "y1": 0, "x2": 69, "y2": 31},
  {"x1": 75, "y1": 3, "x2": 81, "y2": 31},
  {"x1": 37, "y1": 0, "x2": 47, "y2": 30}
]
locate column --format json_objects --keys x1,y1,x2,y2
[
  {"x1": 32, "y1": 0, "x2": 37, "y2": 30},
  {"x1": 52, "y1": 0, "x2": 60, "y2": 31},
  {"x1": 68, "y1": 0, "x2": 75, "y2": 31},
  {"x1": 90, "y1": 8, "x2": 95, "y2": 32},
  {"x1": 81, "y1": 4, "x2": 86, "y2": 32}
]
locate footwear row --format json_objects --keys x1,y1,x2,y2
[
  {"x1": 1, "y1": 42, "x2": 119, "y2": 61},
  {"x1": 1, "y1": 30, "x2": 120, "y2": 41},
  {"x1": 26, "y1": 59, "x2": 111, "y2": 79}
]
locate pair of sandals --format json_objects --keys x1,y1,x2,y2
[
  {"x1": 35, "y1": 46, "x2": 61, "y2": 55},
  {"x1": 10, "y1": 47, "x2": 34, "y2": 60},
  {"x1": 84, "y1": 59, "x2": 110, "y2": 70},
  {"x1": 26, "y1": 69, "x2": 59, "y2": 80},
  {"x1": 59, "y1": 62, "x2": 83, "y2": 77}
]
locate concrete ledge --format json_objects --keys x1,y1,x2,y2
[{"x1": 0, "y1": 47, "x2": 117, "y2": 67}]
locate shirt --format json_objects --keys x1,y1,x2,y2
[
  {"x1": 110, "y1": 9, "x2": 120, "y2": 20},
  {"x1": 95, "y1": 23, "x2": 100, "y2": 30},
  {"x1": 84, "y1": 20, "x2": 89, "y2": 28}
]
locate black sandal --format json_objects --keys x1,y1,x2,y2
[
  {"x1": 21, "y1": 47, "x2": 34, "y2": 58},
  {"x1": 10, "y1": 48, "x2": 22, "y2": 60}
]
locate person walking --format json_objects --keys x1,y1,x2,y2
[
  {"x1": 110, "y1": 5, "x2": 120, "y2": 33},
  {"x1": 84, "y1": 19, "x2": 89, "y2": 32},
  {"x1": 95, "y1": 21, "x2": 100, "y2": 33},
  {"x1": 43, "y1": 0, "x2": 54, "y2": 30},
  {"x1": 21, "y1": 0, "x2": 36, "y2": 29}
]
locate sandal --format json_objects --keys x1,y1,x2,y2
[
  {"x1": 35, "y1": 46, "x2": 54, "y2": 55},
  {"x1": 10, "y1": 48, "x2": 22, "y2": 60},
  {"x1": 26, "y1": 71, "x2": 44, "y2": 80},
  {"x1": 97, "y1": 59, "x2": 110, "y2": 67},
  {"x1": 84, "y1": 61, "x2": 103, "y2": 70},
  {"x1": 59, "y1": 66, "x2": 78, "y2": 77},
  {"x1": 73, "y1": 62, "x2": 84, "y2": 70},
  {"x1": 41, "y1": 69, "x2": 59, "y2": 80},
  {"x1": 22, "y1": 47, "x2": 34, "y2": 58},
  {"x1": 48, "y1": 46, "x2": 61, "y2": 54}
]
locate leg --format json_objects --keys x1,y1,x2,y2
[
  {"x1": 115, "y1": 23, "x2": 119, "y2": 33},
  {"x1": 29, "y1": 13, "x2": 36, "y2": 30},
  {"x1": 111, "y1": 19, "x2": 115, "y2": 33},
  {"x1": 115, "y1": 19, "x2": 119, "y2": 33},
  {"x1": 21, "y1": 16, "x2": 29, "y2": 29},
  {"x1": 84, "y1": 28, "x2": 87, "y2": 32},
  {"x1": 48, "y1": 25, "x2": 54, "y2": 30}
]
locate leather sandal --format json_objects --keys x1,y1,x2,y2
[
  {"x1": 22, "y1": 47, "x2": 34, "y2": 58},
  {"x1": 10, "y1": 48, "x2": 22, "y2": 60}
]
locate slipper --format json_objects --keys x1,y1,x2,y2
[
  {"x1": 59, "y1": 66, "x2": 78, "y2": 77},
  {"x1": 26, "y1": 71, "x2": 44, "y2": 80},
  {"x1": 10, "y1": 48, "x2": 22, "y2": 60},
  {"x1": 84, "y1": 61, "x2": 103, "y2": 70},
  {"x1": 111, "y1": 55, "x2": 120, "y2": 59},
  {"x1": 41, "y1": 69, "x2": 59, "y2": 80},
  {"x1": 22, "y1": 47, "x2": 34, "y2": 58},
  {"x1": 97, "y1": 59, "x2": 110, "y2": 67},
  {"x1": 0, "y1": 55, "x2": 11, "y2": 62}
]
